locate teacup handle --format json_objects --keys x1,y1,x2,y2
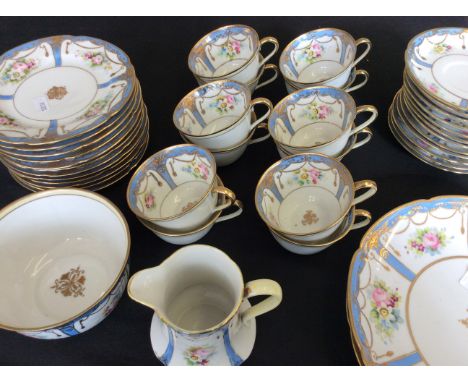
[
  {"x1": 258, "y1": 37, "x2": 279, "y2": 67},
  {"x1": 352, "y1": 180, "x2": 377, "y2": 206},
  {"x1": 351, "y1": 105, "x2": 378, "y2": 134},
  {"x1": 212, "y1": 186, "x2": 237, "y2": 212},
  {"x1": 350, "y1": 127, "x2": 373, "y2": 150},
  {"x1": 345, "y1": 69, "x2": 369, "y2": 93},
  {"x1": 241, "y1": 279, "x2": 283, "y2": 322},
  {"x1": 215, "y1": 200, "x2": 243, "y2": 223},
  {"x1": 350, "y1": 209, "x2": 372, "y2": 231},
  {"x1": 248, "y1": 122, "x2": 271, "y2": 145},
  {"x1": 250, "y1": 97, "x2": 273, "y2": 131},
  {"x1": 352, "y1": 37, "x2": 372, "y2": 68},
  {"x1": 255, "y1": 64, "x2": 279, "y2": 90}
]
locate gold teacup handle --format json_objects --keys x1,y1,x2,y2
[
  {"x1": 352, "y1": 180, "x2": 377, "y2": 206},
  {"x1": 351, "y1": 105, "x2": 378, "y2": 134},
  {"x1": 255, "y1": 64, "x2": 279, "y2": 90},
  {"x1": 212, "y1": 185, "x2": 236, "y2": 212},
  {"x1": 352, "y1": 37, "x2": 372, "y2": 68},
  {"x1": 215, "y1": 200, "x2": 243, "y2": 223},
  {"x1": 248, "y1": 122, "x2": 271, "y2": 145},
  {"x1": 241, "y1": 279, "x2": 283, "y2": 322},
  {"x1": 250, "y1": 97, "x2": 273, "y2": 131},
  {"x1": 345, "y1": 69, "x2": 369, "y2": 93},
  {"x1": 350, "y1": 127, "x2": 373, "y2": 150},
  {"x1": 350, "y1": 209, "x2": 372, "y2": 231},
  {"x1": 258, "y1": 36, "x2": 279, "y2": 66}
]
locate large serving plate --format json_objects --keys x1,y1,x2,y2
[
  {"x1": 405, "y1": 27, "x2": 468, "y2": 112},
  {"x1": 0, "y1": 35, "x2": 135, "y2": 145},
  {"x1": 348, "y1": 196, "x2": 468, "y2": 365}
]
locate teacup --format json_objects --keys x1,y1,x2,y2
[
  {"x1": 268, "y1": 86, "x2": 378, "y2": 157},
  {"x1": 276, "y1": 127, "x2": 373, "y2": 160},
  {"x1": 127, "y1": 144, "x2": 238, "y2": 231},
  {"x1": 280, "y1": 28, "x2": 371, "y2": 87},
  {"x1": 0, "y1": 189, "x2": 130, "y2": 339},
  {"x1": 137, "y1": 176, "x2": 243, "y2": 244},
  {"x1": 284, "y1": 68, "x2": 369, "y2": 94},
  {"x1": 180, "y1": 123, "x2": 271, "y2": 167},
  {"x1": 188, "y1": 24, "x2": 279, "y2": 84},
  {"x1": 270, "y1": 207, "x2": 371, "y2": 255},
  {"x1": 127, "y1": 244, "x2": 282, "y2": 365},
  {"x1": 255, "y1": 153, "x2": 377, "y2": 242},
  {"x1": 173, "y1": 80, "x2": 273, "y2": 150}
]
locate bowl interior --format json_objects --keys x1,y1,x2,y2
[
  {"x1": 188, "y1": 25, "x2": 259, "y2": 78},
  {"x1": 269, "y1": 87, "x2": 355, "y2": 148},
  {"x1": 0, "y1": 191, "x2": 128, "y2": 330},
  {"x1": 280, "y1": 29, "x2": 356, "y2": 83},
  {"x1": 256, "y1": 154, "x2": 354, "y2": 235},
  {"x1": 128, "y1": 145, "x2": 216, "y2": 220},
  {"x1": 174, "y1": 81, "x2": 250, "y2": 137}
]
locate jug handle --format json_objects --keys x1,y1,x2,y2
[{"x1": 241, "y1": 279, "x2": 282, "y2": 322}]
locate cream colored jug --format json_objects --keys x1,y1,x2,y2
[{"x1": 127, "y1": 244, "x2": 282, "y2": 366}]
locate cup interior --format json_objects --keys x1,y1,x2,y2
[
  {"x1": 280, "y1": 29, "x2": 357, "y2": 83},
  {"x1": 269, "y1": 87, "x2": 356, "y2": 148},
  {"x1": 0, "y1": 191, "x2": 128, "y2": 330},
  {"x1": 174, "y1": 81, "x2": 251, "y2": 137},
  {"x1": 256, "y1": 154, "x2": 354, "y2": 235},
  {"x1": 127, "y1": 145, "x2": 216, "y2": 221},
  {"x1": 156, "y1": 246, "x2": 242, "y2": 332},
  {"x1": 188, "y1": 25, "x2": 259, "y2": 78}
]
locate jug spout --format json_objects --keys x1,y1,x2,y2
[{"x1": 127, "y1": 266, "x2": 165, "y2": 311}]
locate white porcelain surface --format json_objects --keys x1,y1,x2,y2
[
  {"x1": 0, "y1": 189, "x2": 129, "y2": 338},
  {"x1": 348, "y1": 196, "x2": 468, "y2": 365},
  {"x1": 128, "y1": 245, "x2": 282, "y2": 365}
]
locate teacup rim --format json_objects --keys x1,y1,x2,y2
[
  {"x1": 128, "y1": 244, "x2": 245, "y2": 335},
  {"x1": 279, "y1": 27, "x2": 358, "y2": 85},
  {"x1": 285, "y1": 66, "x2": 357, "y2": 89},
  {"x1": 187, "y1": 24, "x2": 260, "y2": 79},
  {"x1": 173, "y1": 79, "x2": 253, "y2": 138},
  {"x1": 0, "y1": 188, "x2": 131, "y2": 332},
  {"x1": 255, "y1": 152, "x2": 356, "y2": 237},
  {"x1": 126, "y1": 143, "x2": 218, "y2": 222},
  {"x1": 268, "y1": 85, "x2": 357, "y2": 149}
]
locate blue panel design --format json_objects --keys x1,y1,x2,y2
[
  {"x1": 385, "y1": 253, "x2": 416, "y2": 281},
  {"x1": 159, "y1": 327, "x2": 174, "y2": 365},
  {"x1": 0, "y1": 94, "x2": 13, "y2": 100},
  {"x1": 98, "y1": 76, "x2": 123, "y2": 89},
  {"x1": 223, "y1": 327, "x2": 243, "y2": 366},
  {"x1": 386, "y1": 352, "x2": 422, "y2": 366},
  {"x1": 460, "y1": 99, "x2": 468, "y2": 108},
  {"x1": 53, "y1": 44, "x2": 62, "y2": 67},
  {"x1": 46, "y1": 120, "x2": 58, "y2": 136}
]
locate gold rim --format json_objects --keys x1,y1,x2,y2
[
  {"x1": 280, "y1": 28, "x2": 360, "y2": 84},
  {"x1": 127, "y1": 244, "x2": 245, "y2": 335},
  {"x1": 346, "y1": 195, "x2": 468, "y2": 365},
  {"x1": 0, "y1": 188, "x2": 131, "y2": 332},
  {"x1": 254, "y1": 152, "x2": 372, "y2": 237},
  {"x1": 126, "y1": 143, "x2": 219, "y2": 222},
  {"x1": 188, "y1": 24, "x2": 261, "y2": 79}
]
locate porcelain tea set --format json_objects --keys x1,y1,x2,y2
[{"x1": 0, "y1": 25, "x2": 466, "y2": 366}]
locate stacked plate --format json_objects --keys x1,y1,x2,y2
[
  {"x1": 388, "y1": 27, "x2": 468, "y2": 174},
  {"x1": 0, "y1": 35, "x2": 149, "y2": 191}
]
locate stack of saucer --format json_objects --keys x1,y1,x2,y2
[
  {"x1": 388, "y1": 27, "x2": 468, "y2": 174},
  {"x1": 255, "y1": 153, "x2": 376, "y2": 255},
  {"x1": 0, "y1": 35, "x2": 149, "y2": 191},
  {"x1": 279, "y1": 28, "x2": 371, "y2": 94}
]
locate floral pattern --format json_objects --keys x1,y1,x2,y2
[
  {"x1": 0, "y1": 111, "x2": 18, "y2": 127},
  {"x1": 428, "y1": 83, "x2": 440, "y2": 94},
  {"x1": 300, "y1": 42, "x2": 323, "y2": 64},
  {"x1": 301, "y1": 101, "x2": 332, "y2": 121},
  {"x1": 432, "y1": 43, "x2": 452, "y2": 55},
  {"x1": 51, "y1": 266, "x2": 86, "y2": 297},
  {"x1": 369, "y1": 279, "x2": 403, "y2": 341},
  {"x1": 1, "y1": 58, "x2": 38, "y2": 84},
  {"x1": 406, "y1": 227, "x2": 449, "y2": 256},
  {"x1": 220, "y1": 40, "x2": 242, "y2": 60},
  {"x1": 184, "y1": 346, "x2": 214, "y2": 366},
  {"x1": 209, "y1": 94, "x2": 237, "y2": 115},
  {"x1": 287, "y1": 167, "x2": 322, "y2": 186},
  {"x1": 79, "y1": 95, "x2": 111, "y2": 120},
  {"x1": 181, "y1": 160, "x2": 210, "y2": 180},
  {"x1": 144, "y1": 192, "x2": 155, "y2": 209},
  {"x1": 79, "y1": 51, "x2": 112, "y2": 70}
]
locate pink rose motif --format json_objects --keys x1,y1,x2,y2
[
  {"x1": 311, "y1": 42, "x2": 322, "y2": 57},
  {"x1": 307, "y1": 168, "x2": 321, "y2": 184},
  {"x1": 0, "y1": 117, "x2": 9, "y2": 125},
  {"x1": 84, "y1": 52, "x2": 93, "y2": 59},
  {"x1": 199, "y1": 163, "x2": 209, "y2": 179},
  {"x1": 145, "y1": 193, "x2": 155, "y2": 209},
  {"x1": 318, "y1": 105, "x2": 330, "y2": 119},
  {"x1": 12, "y1": 62, "x2": 28, "y2": 72},
  {"x1": 422, "y1": 232, "x2": 440, "y2": 250},
  {"x1": 372, "y1": 288, "x2": 388, "y2": 307},
  {"x1": 225, "y1": 95, "x2": 234, "y2": 104},
  {"x1": 428, "y1": 84, "x2": 438, "y2": 93},
  {"x1": 26, "y1": 60, "x2": 36, "y2": 69},
  {"x1": 92, "y1": 55, "x2": 103, "y2": 65},
  {"x1": 231, "y1": 40, "x2": 241, "y2": 54}
]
